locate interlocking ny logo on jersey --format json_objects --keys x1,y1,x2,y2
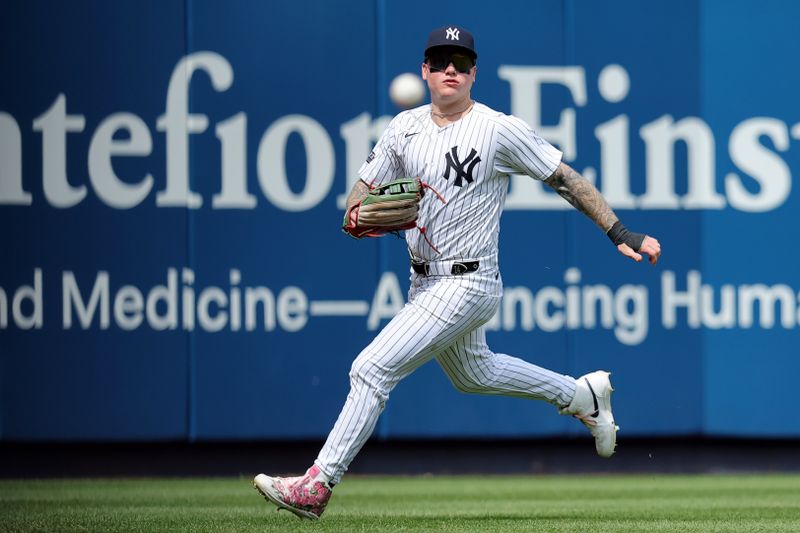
[
  {"x1": 444, "y1": 146, "x2": 480, "y2": 187},
  {"x1": 446, "y1": 27, "x2": 460, "y2": 40}
]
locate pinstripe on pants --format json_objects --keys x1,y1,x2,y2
[{"x1": 315, "y1": 268, "x2": 577, "y2": 484}]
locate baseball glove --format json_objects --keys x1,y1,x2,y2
[{"x1": 342, "y1": 178, "x2": 423, "y2": 238}]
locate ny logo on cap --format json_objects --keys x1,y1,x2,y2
[{"x1": 445, "y1": 27, "x2": 460, "y2": 41}]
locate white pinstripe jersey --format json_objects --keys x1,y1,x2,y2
[{"x1": 358, "y1": 102, "x2": 563, "y2": 262}]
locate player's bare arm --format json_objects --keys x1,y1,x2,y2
[
  {"x1": 545, "y1": 162, "x2": 617, "y2": 230},
  {"x1": 545, "y1": 162, "x2": 662, "y2": 265}
]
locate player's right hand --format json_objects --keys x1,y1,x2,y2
[{"x1": 617, "y1": 235, "x2": 661, "y2": 265}]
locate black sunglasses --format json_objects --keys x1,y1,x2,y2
[{"x1": 426, "y1": 53, "x2": 474, "y2": 74}]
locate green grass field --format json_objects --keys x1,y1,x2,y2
[{"x1": 1, "y1": 475, "x2": 799, "y2": 532}]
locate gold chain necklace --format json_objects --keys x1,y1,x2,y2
[{"x1": 431, "y1": 100, "x2": 474, "y2": 118}]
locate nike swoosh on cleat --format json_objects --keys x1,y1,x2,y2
[
  {"x1": 404, "y1": 132, "x2": 420, "y2": 138},
  {"x1": 584, "y1": 378, "x2": 600, "y2": 418}
]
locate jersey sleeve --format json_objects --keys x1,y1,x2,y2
[
  {"x1": 357, "y1": 115, "x2": 404, "y2": 187},
  {"x1": 494, "y1": 115, "x2": 563, "y2": 180}
]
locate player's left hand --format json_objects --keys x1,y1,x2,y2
[
  {"x1": 342, "y1": 178, "x2": 422, "y2": 239},
  {"x1": 617, "y1": 235, "x2": 661, "y2": 265}
]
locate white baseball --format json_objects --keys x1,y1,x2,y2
[{"x1": 389, "y1": 73, "x2": 425, "y2": 109}]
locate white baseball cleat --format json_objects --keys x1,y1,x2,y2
[{"x1": 560, "y1": 370, "x2": 619, "y2": 458}]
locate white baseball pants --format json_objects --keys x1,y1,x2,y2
[{"x1": 315, "y1": 268, "x2": 577, "y2": 484}]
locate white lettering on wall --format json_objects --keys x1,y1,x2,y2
[
  {"x1": 32, "y1": 94, "x2": 87, "y2": 208},
  {"x1": 11, "y1": 269, "x2": 43, "y2": 329},
  {"x1": 491, "y1": 267, "x2": 648, "y2": 345},
  {"x1": 88, "y1": 113, "x2": 154, "y2": 208},
  {"x1": 213, "y1": 112, "x2": 256, "y2": 208},
  {"x1": 639, "y1": 115, "x2": 725, "y2": 209},
  {"x1": 338, "y1": 112, "x2": 392, "y2": 209},
  {"x1": 0, "y1": 54, "x2": 793, "y2": 213},
  {"x1": 1, "y1": 268, "x2": 796, "y2": 342},
  {"x1": 0, "y1": 112, "x2": 30, "y2": 205},
  {"x1": 499, "y1": 66, "x2": 587, "y2": 210},
  {"x1": 156, "y1": 51, "x2": 234, "y2": 208},
  {"x1": 662, "y1": 270, "x2": 798, "y2": 330},
  {"x1": 257, "y1": 115, "x2": 334, "y2": 212},
  {"x1": 725, "y1": 118, "x2": 791, "y2": 212},
  {"x1": 367, "y1": 272, "x2": 404, "y2": 330}
]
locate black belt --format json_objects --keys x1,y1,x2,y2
[{"x1": 412, "y1": 260, "x2": 480, "y2": 276}]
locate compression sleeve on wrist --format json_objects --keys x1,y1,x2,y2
[{"x1": 606, "y1": 221, "x2": 645, "y2": 252}]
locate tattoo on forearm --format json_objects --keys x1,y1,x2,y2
[
  {"x1": 545, "y1": 162, "x2": 618, "y2": 232},
  {"x1": 346, "y1": 180, "x2": 370, "y2": 210}
]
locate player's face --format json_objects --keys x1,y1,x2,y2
[{"x1": 422, "y1": 48, "x2": 476, "y2": 103}]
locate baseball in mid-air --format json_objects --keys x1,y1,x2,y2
[{"x1": 389, "y1": 73, "x2": 425, "y2": 109}]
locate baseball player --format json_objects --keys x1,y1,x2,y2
[{"x1": 254, "y1": 25, "x2": 662, "y2": 520}]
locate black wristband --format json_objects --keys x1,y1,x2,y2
[{"x1": 606, "y1": 221, "x2": 645, "y2": 251}]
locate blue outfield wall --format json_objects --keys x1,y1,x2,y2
[{"x1": 0, "y1": 0, "x2": 798, "y2": 441}]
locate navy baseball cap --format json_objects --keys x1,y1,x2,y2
[{"x1": 424, "y1": 25, "x2": 477, "y2": 60}]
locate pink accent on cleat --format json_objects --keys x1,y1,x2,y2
[{"x1": 253, "y1": 465, "x2": 333, "y2": 520}]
